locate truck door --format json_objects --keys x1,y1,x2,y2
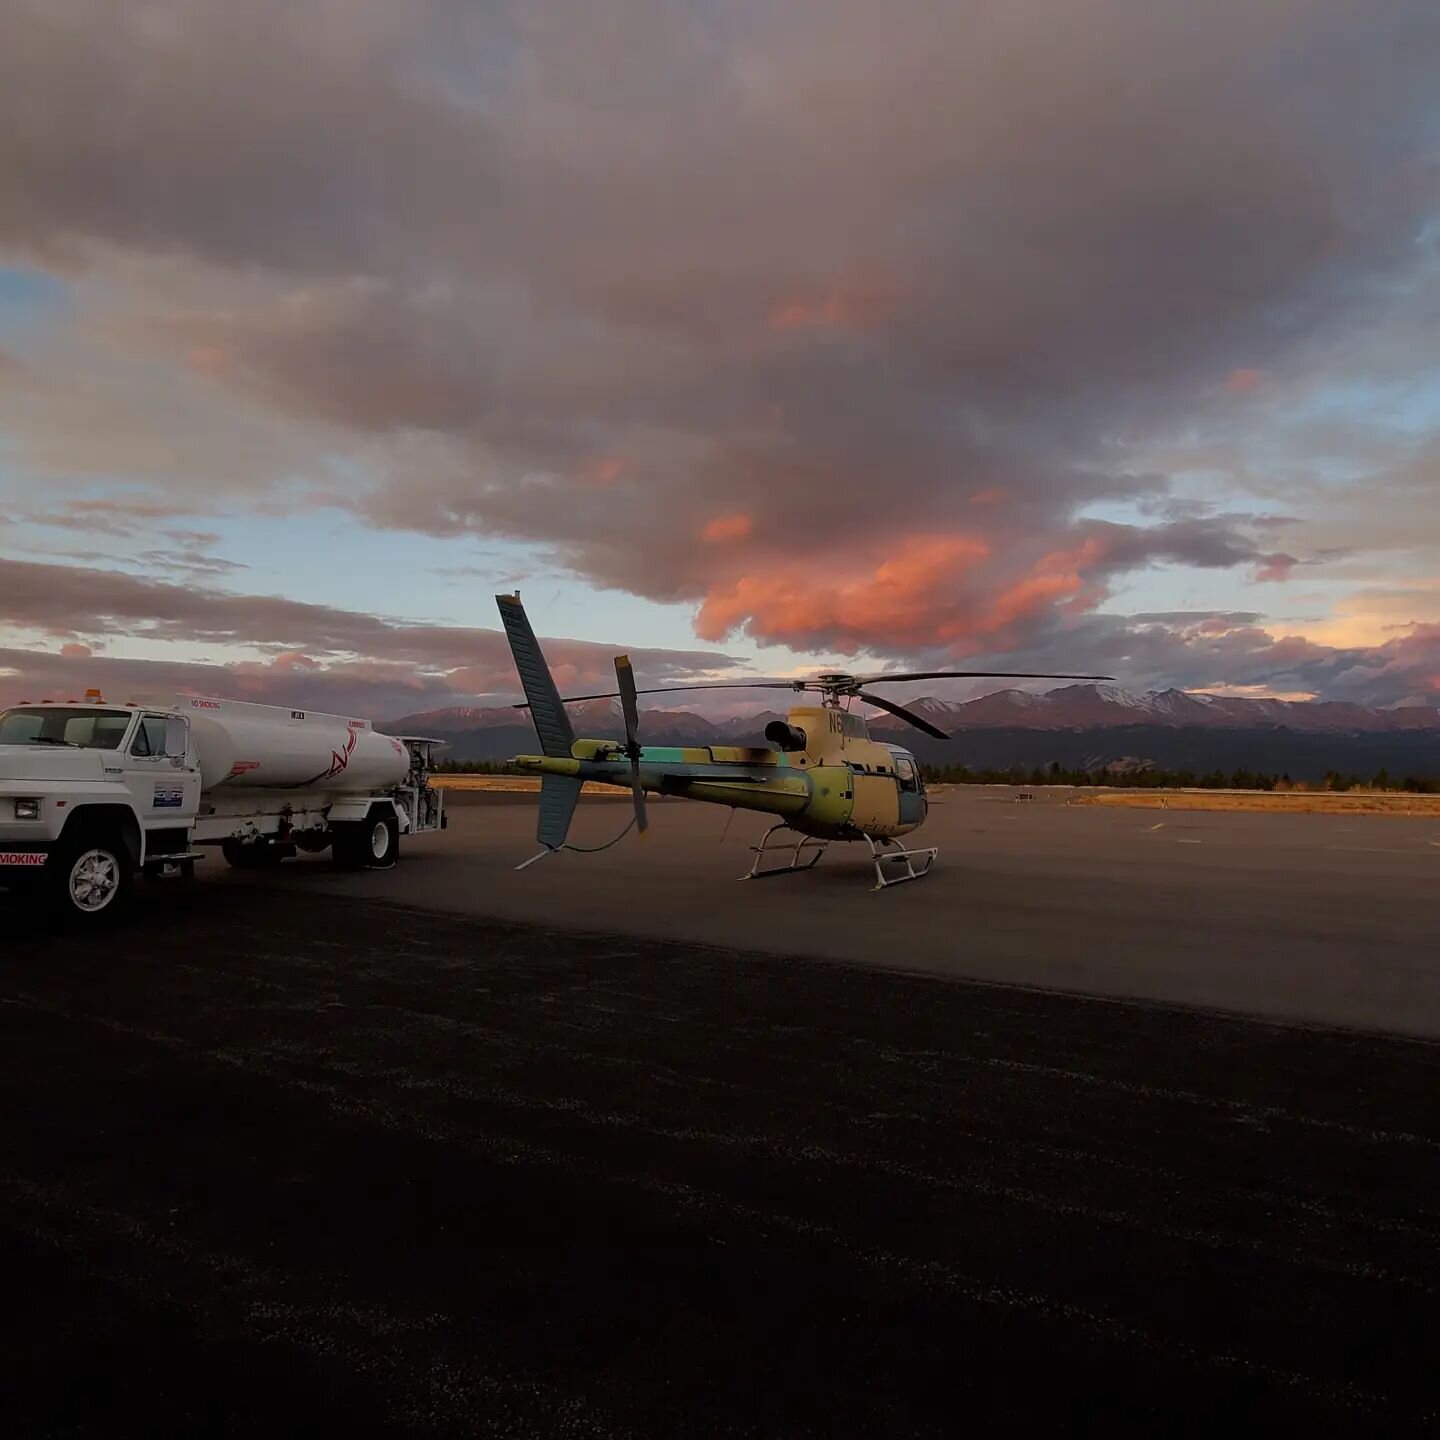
[
  {"x1": 124, "y1": 713, "x2": 201, "y2": 840},
  {"x1": 895, "y1": 755, "x2": 926, "y2": 831}
]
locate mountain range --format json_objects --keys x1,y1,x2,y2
[
  {"x1": 391, "y1": 684, "x2": 1440, "y2": 739},
  {"x1": 387, "y1": 685, "x2": 1440, "y2": 779}
]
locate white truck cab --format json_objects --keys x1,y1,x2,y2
[{"x1": 0, "y1": 691, "x2": 446, "y2": 924}]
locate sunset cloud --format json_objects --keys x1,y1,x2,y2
[
  {"x1": 767, "y1": 270, "x2": 900, "y2": 334},
  {"x1": 4, "y1": 559, "x2": 1438, "y2": 716},
  {"x1": 698, "y1": 535, "x2": 990, "y2": 647},
  {"x1": 701, "y1": 513, "x2": 753, "y2": 544},
  {"x1": 1225, "y1": 368, "x2": 1265, "y2": 394},
  {"x1": 0, "y1": 1, "x2": 1435, "y2": 707},
  {"x1": 0, "y1": 557, "x2": 745, "y2": 716}
]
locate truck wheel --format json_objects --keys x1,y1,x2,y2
[
  {"x1": 49, "y1": 834, "x2": 132, "y2": 924},
  {"x1": 367, "y1": 814, "x2": 399, "y2": 870},
  {"x1": 333, "y1": 813, "x2": 398, "y2": 871}
]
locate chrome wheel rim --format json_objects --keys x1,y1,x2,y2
[{"x1": 69, "y1": 848, "x2": 120, "y2": 913}]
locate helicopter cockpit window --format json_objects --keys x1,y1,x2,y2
[{"x1": 896, "y1": 758, "x2": 919, "y2": 793}]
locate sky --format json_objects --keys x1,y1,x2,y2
[{"x1": 1, "y1": 0, "x2": 1438, "y2": 721}]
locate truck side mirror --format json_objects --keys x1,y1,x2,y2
[{"x1": 165, "y1": 715, "x2": 191, "y2": 762}]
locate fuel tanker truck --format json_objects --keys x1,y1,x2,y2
[{"x1": 0, "y1": 691, "x2": 447, "y2": 923}]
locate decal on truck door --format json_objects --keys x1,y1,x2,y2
[{"x1": 153, "y1": 784, "x2": 185, "y2": 809}]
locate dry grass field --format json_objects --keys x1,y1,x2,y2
[
  {"x1": 1073, "y1": 788, "x2": 1440, "y2": 815},
  {"x1": 438, "y1": 772, "x2": 1440, "y2": 815},
  {"x1": 434, "y1": 774, "x2": 627, "y2": 796}
]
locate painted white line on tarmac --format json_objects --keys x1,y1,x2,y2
[
  {"x1": 1177, "y1": 838, "x2": 1203, "y2": 845},
  {"x1": 1148, "y1": 822, "x2": 1165, "y2": 831},
  {"x1": 1325, "y1": 845, "x2": 1434, "y2": 856}
]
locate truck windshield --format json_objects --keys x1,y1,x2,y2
[{"x1": 0, "y1": 707, "x2": 132, "y2": 750}]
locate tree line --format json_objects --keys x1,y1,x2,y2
[
  {"x1": 918, "y1": 761, "x2": 1440, "y2": 793},
  {"x1": 434, "y1": 759, "x2": 525, "y2": 774},
  {"x1": 433, "y1": 755, "x2": 1439, "y2": 792}
]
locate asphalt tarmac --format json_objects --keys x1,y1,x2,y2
[
  {"x1": 3, "y1": 792, "x2": 1438, "y2": 1434},
  {"x1": 279, "y1": 787, "x2": 1440, "y2": 1037}
]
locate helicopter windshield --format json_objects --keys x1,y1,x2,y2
[{"x1": 0, "y1": 706, "x2": 133, "y2": 750}]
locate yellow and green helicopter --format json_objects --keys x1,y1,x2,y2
[{"x1": 497, "y1": 593, "x2": 1109, "y2": 888}]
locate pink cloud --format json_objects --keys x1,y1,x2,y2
[
  {"x1": 0, "y1": 557, "x2": 745, "y2": 716},
  {"x1": 701, "y1": 512, "x2": 753, "y2": 544},
  {"x1": 1225, "y1": 368, "x2": 1265, "y2": 393},
  {"x1": 975, "y1": 538, "x2": 1111, "y2": 635},
  {"x1": 696, "y1": 533, "x2": 990, "y2": 647},
  {"x1": 767, "y1": 269, "x2": 899, "y2": 334},
  {"x1": 1254, "y1": 553, "x2": 1298, "y2": 582},
  {"x1": 187, "y1": 344, "x2": 230, "y2": 377},
  {"x1": 581, "y1": 456, "x2": 625, "y2": 486}
]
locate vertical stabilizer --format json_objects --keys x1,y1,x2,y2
[
  {"x1": 495, "y1": 593, "x2": 575, "y2": 759},
  {"x1": 537, "y1": 773, "x2": 583, "y2": 850}
]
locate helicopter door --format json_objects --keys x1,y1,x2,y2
[
  {"x1": 850, "y1": 768, "x2": 901, "y2": 835},
  {"x1": 895, "y1": 756, "x2": 925, "y2": 829}
]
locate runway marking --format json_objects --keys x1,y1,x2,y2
[
  {"x1": 1148, "y1": 823, "x2": 1165, "y2": 831},
  {"x1": 1326, "y1": 846, "x2": 1433, "y2": 856},
  {"x1": 1177, "y1": 838, "x2": 1202, "y2": 845}
]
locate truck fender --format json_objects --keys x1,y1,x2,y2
[
  {"x1": 326, "y1": 797, "x2": 397, "y2": 826},
  {"x1": 61, "y1": 804, "x2": 143, "y2": 866}
]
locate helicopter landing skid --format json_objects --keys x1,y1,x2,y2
[
  {"x1": 741, "y1": 822, "x2": 829, "y2": 880},
  {"x1": 867, "y1": 834, "x2": 938, "y2": 890}
]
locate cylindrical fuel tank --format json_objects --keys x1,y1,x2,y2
[{"x1": 173, "y1": 696, "x2": 409, "y2": 792}]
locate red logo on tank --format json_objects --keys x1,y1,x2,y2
[{"x1": 321, "y1": 729, "x2": 357, "y2": 780}]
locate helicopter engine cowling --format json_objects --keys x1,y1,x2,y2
[{"x1": 764, "y1": 720, "x2": 808, "y2": 752}]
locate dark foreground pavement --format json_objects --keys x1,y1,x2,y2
[{"x1": 3, "y1": 889, "x2": 1438, "y2": 1436}]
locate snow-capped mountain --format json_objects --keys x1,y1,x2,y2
[
  {"x1": 389, "y1": 684, "x2": 1440, "y2": 739},
  {"x1": 386, "y1": 684, "x2": 1440, "y2": 779}
]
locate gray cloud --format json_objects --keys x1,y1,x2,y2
[
  {"x1": 0, "y1": 1, "x2": 1436, "y2": 662},
  {"x1": 0, "y1": 557, "x2": 745, "y2": 713},
  {"x1": 1, "y1": 557, "x2": 1437, "y2": 714},
  {"x1": 909, "y1": 611, "x2": 1440, "y2": 709}
]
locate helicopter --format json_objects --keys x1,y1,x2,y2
[{"x1": 496, "y1": 593, "x2": 1112, "y2": 889}]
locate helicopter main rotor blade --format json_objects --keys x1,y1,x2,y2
[
  {"x1": 852, "y1": 670, "x2": 1115, "y2": 684},
  {"x1": 512, "y1": 671, "x2": 1118, "y2": 710},
  {"x1": 513, "y1": 679, "x2": 805, "y2": 709},
  {"x1": 614, "y1": 655, "x2": 648, "y2": 835},
  {"x1": 856, "y1": 691, "x2": 950, "y2": 740}
]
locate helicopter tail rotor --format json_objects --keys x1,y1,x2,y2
[{"x1": 615, "y1": 655, "x2": 649, "y2": 836}]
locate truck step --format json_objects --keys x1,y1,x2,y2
[{"x1": 145, "y1": 852, "x2": 206, "y2": 873}]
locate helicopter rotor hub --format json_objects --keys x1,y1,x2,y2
[{"x1": 812, "y1": 672, "x2": 859, "y2": 697}]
